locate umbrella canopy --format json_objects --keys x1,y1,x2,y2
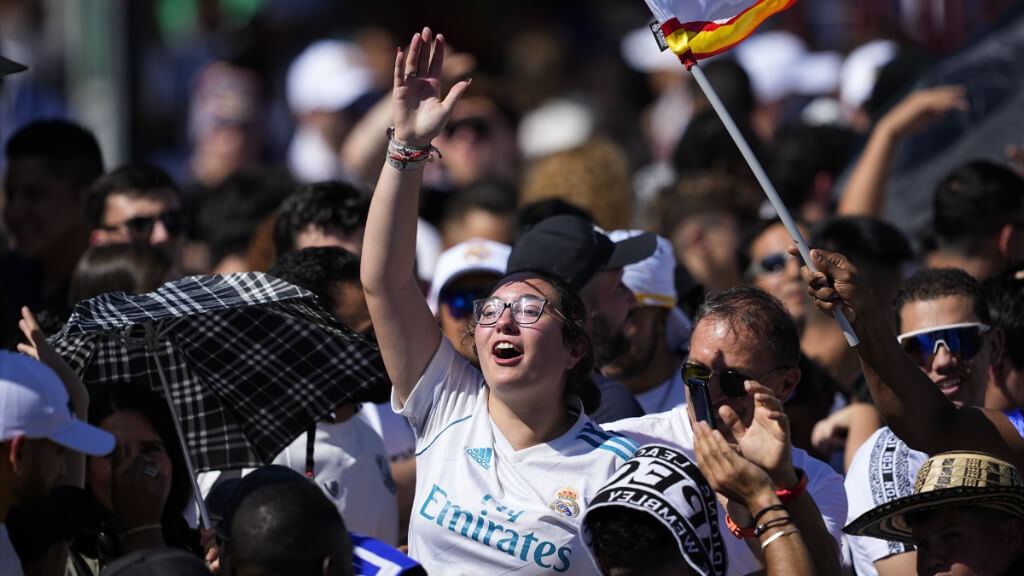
[{"x1": 51, "y1": 272, "x2": 389, "y2": 472}]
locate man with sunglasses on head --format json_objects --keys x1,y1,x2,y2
[
  {"x1": 605, "y1": 286, "x2": 845, "y2": 576},
  {"x1": 427, "y1": 238, "x2": 510, "y2": 367},
  {"x1": 87, "y1": 163, "x2": 184, "y2": 279},
  {"x1": 843, "y1": 267, "x2": 1005, "y2": 576}
]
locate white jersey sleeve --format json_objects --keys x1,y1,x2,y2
[
  {"x1": 391, "y1": 335, "x2": 486, "y2": 442},
  {"x1": 845, "y1": 427, "x2": 927, "y2": 576}
]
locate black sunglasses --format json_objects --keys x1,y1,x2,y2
[
  {"x1": 444, "y1": 116, "x2": 492, "y2": 139},
  {"x1": 682, "y1": 361, "x2": 788, "y2": 399},
  {"x1": 440, "y1": 287, "x2": 492, "y2": 320},
  {"x1": 105, "y1": 211, "x2": 183, "y2": 238}
]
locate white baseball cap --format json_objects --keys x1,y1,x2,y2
[
  {"x1": 427, "y1": 238, "x2": 511, "y2": 314},
  {"x1": 287, "y1": 40, "x2": 374, "y2": 115},
  {"x1": 0, "y1": 352, "x2": 115, "y2": 456},
  {"x1": 608, "y1": 229, "x2": 692, "y2": 351}
]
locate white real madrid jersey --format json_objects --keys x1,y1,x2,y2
[{"x1": 395, "y1": 337, "x2": 638, "y2": 575}]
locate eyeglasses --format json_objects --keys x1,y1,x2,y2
[
  {"x1": 103, "y1": 211, "x2": 183, "y2": 239},
  {"x1": 472, "y1": 296, "x2": 566, "y2": 326},
  {"x1": 747, "y1": 252, "x2": 802, "y2": 278},
  {"x1": 441, "y1": 287, "x2": 493, "y2": 320},
  {"x1": 444, "y1": 116, "x2": 492, "y2": 139},
  {"x1": 897, "y1": 322, "x2": 990, "y2": 367},
  {"x1": 682, "y1": 361, "x2": 788, "y2": 399}
]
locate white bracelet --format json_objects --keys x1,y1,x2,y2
[{"x1": 760, "y1": 527, "x2": 801, "y2": 550}]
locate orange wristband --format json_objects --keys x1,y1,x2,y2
[
  {"x1": 775, "y1": 468, "x2": 807, "y2": 503},
  {"x1": 725, "y1": 513, "x2": 755, "y2": 539}
]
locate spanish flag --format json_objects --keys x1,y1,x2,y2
[{"x1": 645, "y1": 0, "x2": 796, "y2": 66}]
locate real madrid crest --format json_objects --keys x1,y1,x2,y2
[{"x1": 549, "y1": 487, "x2": 580, "y2": 518}]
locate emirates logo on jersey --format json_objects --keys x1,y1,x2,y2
[{"x1": 548, "y1": 486, "x2": 580, "y2": 518}]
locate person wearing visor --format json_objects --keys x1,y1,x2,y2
[
  {"x1": 843, "y1": 267, "x2": 1005, "y2": 576},
  {"x1": 426, "y1": 238, "x2": 511, "y2": 366}
]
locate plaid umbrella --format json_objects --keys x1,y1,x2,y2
[{"x1": 50, "y1": 273, "x2": 389, "y2": 524}]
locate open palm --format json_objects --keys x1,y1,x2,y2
[{"x1": 392, "y1": 27, "x2": 470, "y2": 148}]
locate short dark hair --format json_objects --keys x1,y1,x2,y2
[
  {"x1": 199, "y1": 168, "x2": 293, "y2": 265},
  {"x1": 769, "y1": 123, "x2": 855, "y2": 213},
  {"x1": 653, "y1": 171, "x2": 762, "y2": 240},
  {"x1": 442, "y1": 180, "x2": 517, "y2": 228},
  {"x1": 229, "y1": 480, "x2": 352, "y2": 576},
  {"x1": 5, "y1": 119, "x2": 104, "y2": 190},
  {"x1": 516, "y1": 198, "x2": 593, "y2": 239},
  {"x1": 933, "y1": 161, "x2": 1024, "y2": 250},
  {"x1": 88, "y1": 163, "x2": 180, "y2": 228},
  {"x1": 584, "y1": 506, "x2": 683, "y2": 575},
  {"x1": 693, "y1": 286, "x2": 801, "y2": 368},
  {"x1": 985, "y1": 264, "x2": 1024, "y2": 370},
  {"x1": 69, "y1": 243, "x2": 172, "y2": 306},
  {"x1": 671, "y1": 109, "x2": 763, "y2": 184},
  {"x1": 811, "y1": 216, "x2": 915, "y2": 268},
  {"x1": 273, "y1": 180, "x2": 371, "y2": 256},
  {"x1": 894, "y1": 268, "x2": 990, "y2": 332},
  {"x1": 268, "y1": 246, "x2": 360, "y2": 315}
]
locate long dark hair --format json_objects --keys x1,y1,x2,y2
[
  {"x1": 473, "y1": 271, "x2": 602, "y2": 415},
  {"x1": 86, "y1": 383, "x2": 199, "y2": 554}
]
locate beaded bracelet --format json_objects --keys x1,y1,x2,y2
[{"x1": 760, "y1": 528, "x2": 801, "y2": 551}]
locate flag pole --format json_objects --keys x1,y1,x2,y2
[{"x1": 687, "y1": 60, "x2": 859, "y2": 346}]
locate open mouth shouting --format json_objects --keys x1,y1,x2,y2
[{"x1": 492, "y1": 341, "x2": 524, "y2": 365}]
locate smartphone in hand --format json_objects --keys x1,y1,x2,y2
[{"x1": 687, "y1": 377, "x2": 715, "y2": 427}]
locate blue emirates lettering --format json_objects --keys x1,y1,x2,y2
[{"x1": 418, "y1": 485, "x2": 572, "y2": 571}]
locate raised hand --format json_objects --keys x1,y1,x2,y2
[
  {"x1": 392, "y1": 27, "x2": 471, "y2": 148},
  {"x1": 719, "y1": 381, "x2": 797, "y2": 489},
  {"x1": 694, "y1": 420, "x2": 776, "y2": 507},
  {"x1": 110, "y1": 437, "x2": 170, "y2": 534},
  {"x1": 876, "y1": 85, "x2": 968, "y2": 139}
]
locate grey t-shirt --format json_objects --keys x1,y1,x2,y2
[{"x1": 589, "y1": 373, "x2": 644, "y2": 423}]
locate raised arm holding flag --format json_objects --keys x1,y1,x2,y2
[{"x1": 642, "y1": 0, "x2": 859, "y2": 349}]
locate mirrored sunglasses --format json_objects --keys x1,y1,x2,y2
[
  {"x1": 440, "y1": 287, "x2": 492, "y2": 320},
  {"x1": 747, "y1": 251, "x2": 803, "y2": 278},
  {"x1": 683, "y1": 362, "x2": 751, "y2": 399},
  {"x1": 897, "y1": 322, "x2": 990, "y2": 366}
]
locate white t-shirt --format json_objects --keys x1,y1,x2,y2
[
  {"x1": 633, "y1": 371, "x2": 687, "y2": 415},
  {"x1": 0, "y1": 524, "x2": 24, "y2": 576},
  {"x1": 844, "y1": 427, "x2": 927, "y2": 576},
  {"x1": 274, "y1": 416, "x2": 400, "y2": 546},
  {"x1": 359, "y1": 402, "x2": 417, "y2": 463},
  {"x1": 395, "y1": 336, "x2": 639, "y2": 575},
  {"x1": 604, "y1": 408, "x2": 848, "y2": 576}
]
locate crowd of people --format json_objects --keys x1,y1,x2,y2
[{"x1": 1, "y1": 7, "x2": 1024, "y2": 576}]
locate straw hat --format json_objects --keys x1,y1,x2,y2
[{"x1": 845, "y1": 451, "x2": 1024, "y2": 542}]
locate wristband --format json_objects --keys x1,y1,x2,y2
[
  {"x1": 775, "y1": 468, "x2": 807, "y2": 503},
  {"x1": 725, "y1": 513, "x2": 755, "y2": 539}
]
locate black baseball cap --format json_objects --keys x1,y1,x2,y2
[
  {"x1": 507, "y1": 215, "x2": 657, "y2": 290},
  {"x1": 0, "y1": 55, "x2": 27, "y2": 77}
]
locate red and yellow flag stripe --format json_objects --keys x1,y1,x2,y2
[{"x1": 660, "y1": 0, "x2": 796, "y2": 65}]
